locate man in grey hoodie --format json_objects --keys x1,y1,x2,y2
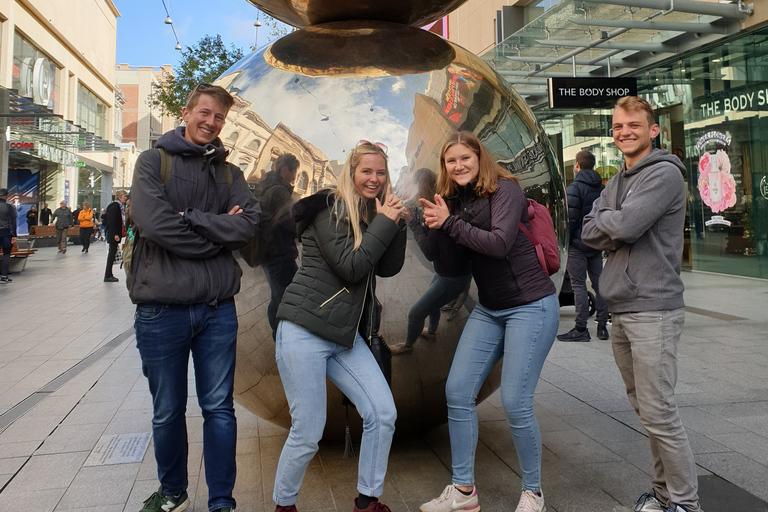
[{"x1": 582, "y1": 96, "x2": 701, "y2": 512}]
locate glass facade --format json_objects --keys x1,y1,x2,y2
[
  {"x1": 538, "y1": 27, "x2": 768, "y2": 280},
  {"x1": 77, "y1": 84, "x2": 108, "y2": 139}
]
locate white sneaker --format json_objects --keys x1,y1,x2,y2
[
  {"x1": 515, "y1": 490, "x2": 546, "y2": 512},
  {"x1": 634, "y1": 491, "x2": 666, "y2": 511},
  {"x1": 420, "y1": 484, "x2": 480, "y2": 512}
]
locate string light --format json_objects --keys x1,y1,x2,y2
[{"x1": 160, "y1": 0, "x2": 182, "y2": 51}]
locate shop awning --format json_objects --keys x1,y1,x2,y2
[
  {"x1": 481, "y1": 0, "x2": 753, "y2": 106},
  {"x1": 0, "y1": 86, "x2": 120, "y2": 153}
]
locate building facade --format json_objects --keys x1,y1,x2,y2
[
  {"x1": 115, "y1": 64, "x2": 178, "y2": 152},
  {"x1": 447, "y1": 0, "x2": 768, "y2": 279},
  {"x1": 0, "y1": 0, "x2": 120, "y2": 234}
]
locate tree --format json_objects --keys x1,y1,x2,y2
[{"x1": 151, "y1": 35, "x2": 244, "y2": 120}]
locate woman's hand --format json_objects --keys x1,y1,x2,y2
[
  {"x1": 376, "y1": 184, "x2": 404, "y2": 222},
  {"x1": 419, "y1": 194, "x2": 449, "y2": 229}
]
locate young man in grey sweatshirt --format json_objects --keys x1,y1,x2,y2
[{"x1": 581, "y1": 96, "x2": 702, "y2": 512}]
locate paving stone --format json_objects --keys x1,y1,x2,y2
[{"x1": 3, "y1": 451, "x2": 88, "y2": 493}]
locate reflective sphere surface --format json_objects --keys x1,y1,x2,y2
[
  {"x1": 218, "y1": 27, "x2": 566, "y2": 439},
  {"x1": 245, "y1": 0, "x2": 470, "y2": 28}
]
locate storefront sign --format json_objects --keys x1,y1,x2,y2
[
  {"x1": 548, "y1": 77, "x2": 637, "y2": 109},
  {"x1": 760, "y1": 175, "x2": 768, "y2": 200},
  {"x1": 9, "y1": 141, "x2": 35, "y2": 150},
  {"x1": 38, "y1": 142, "x2": 80, "y2": 167},
  {"x1": 573, "y1": 114, "x2": 609, "y2": 137},
  {"x1": 705, "y1": 215, "x2": 732, "y2": 227}
]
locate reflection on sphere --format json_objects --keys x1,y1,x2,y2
[{"x1": 219, "y1": 30, "x2": 566, "y2": 440}]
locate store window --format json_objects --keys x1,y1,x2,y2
[
  {"x1": 77, "y1": 84, "x2": 108, "y2": 138},
  {"x1": 12, "y1": 32, "x2": 58, "y2": 111}
]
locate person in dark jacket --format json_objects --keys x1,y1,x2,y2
[
  {"x1": 0, "y1": 188, "x2": 17, "y2": 283},
  {"x1": 557, "y1": 150, "x2": 609, "y2": 342},
  {"x1": 259, "y1": 152, "x2": 300, "y2": 340},
  {"x1": 39, "y1": 203, "x2": 52, "y2": 226},
  {"x1": 103, "y1": 191, "x2": 127, "y2": 281},
  {"x1": 26, "y1": 205, "x2": 38, "y2": 234},
  {"x1": 51, "y1": 200, "x2": 72, "y2": 253},
  {"x1": 130, "y1": 84, "x2": 259, "y2": 512},
  {"x1": 419, "y1": 132, "x2": 558, "y2": 512},
  {"x1": 273, "y1": 141, "x2": 405, "y2": 512},
  {"x1": 389, "y1": 168, "x2": 472, "y2": 354}
]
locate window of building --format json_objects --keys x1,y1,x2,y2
[
  {"x1": 12, "y1": 32, "x2": 59, "y2": 111},
  {"x1": 77, "y1": 84, "x2": 108, "y2": 138},
  {"x1": 297, "y1": 172, "x2": 309, "y2": 192}
]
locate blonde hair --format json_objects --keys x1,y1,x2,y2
[
  {"x1": 615, "y1": 96, "x2": 655, "y2": 127},
  {"x1": 437, "y1": 131, "x2": 518, "y2": 199},
  {"x1": 331, "y1": 143, "x2": 390, "y2": 250}
]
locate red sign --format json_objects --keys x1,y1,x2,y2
[{"x1": 9, "y1": 141, "x2": 35, "y2": 150}]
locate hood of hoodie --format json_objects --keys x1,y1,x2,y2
[
  {"x1": 625, "y1": 148, "x2": 685, "y2": 177},
  {"x1": 155, "y1": 126, "x2": 229, "y2": 162},
  {"x1": 574, "y1": 168, "x2": 602, "y2": 187}
]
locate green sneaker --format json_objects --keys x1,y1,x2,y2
[{"x1": 139, "y1": 486, "x2": 189, "y2": 512}]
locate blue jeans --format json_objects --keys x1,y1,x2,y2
[
  {"x1": 405, "y1": 271, "x2": 472, "y2": 347},
  {"x1": 566, "y1": 247, "x2": 608, "y2": 329},
  {"x1": 446, "y1": 294, "x2": 558, "y2": 491},
  {"x1": 612, "y1": 309, "x2": 700, "y2": 511},
  {"x1": 262, "y1": 256, "x2": 298, "y2": 340},
  {"x1": 273, "y1": 320, "x2": 397, "y2": 506},
  {"x1": 135, "y1": 299, "x2": 238, "y2": 512}
]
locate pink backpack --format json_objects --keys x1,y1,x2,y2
[{"x1": 518, "y1": 199, "x2": 560, "y2": 276}]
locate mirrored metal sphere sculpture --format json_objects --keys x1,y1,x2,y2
[{"x1": 222, "y1": 3, "x2": 566, "y2": 440}]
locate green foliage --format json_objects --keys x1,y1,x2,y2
[{"x1": 151, "y1": 35, "x2": 244, "y2": 120}]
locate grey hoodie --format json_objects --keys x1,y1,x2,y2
[{"x1": 581, "y1": 149, "x2": 686, "y2": 313}]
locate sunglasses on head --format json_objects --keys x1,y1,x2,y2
[{"x1": 357, "y1": 139, "x2": 388, "y2": 154}]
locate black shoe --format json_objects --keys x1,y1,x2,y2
[
  {"x1": 0, "y1": 276, "x2": 10, "y2": 283},
  {"x1": 81, "y1": 248, "x2": 85, "y2": 252},
  {"x1": 557, "y1": 327, "x2": 591, "y2": 342},
  {"x1": 597, "y1": 323, "x2": 609, "y2": 340},
  {"x1": 104, "y1": 276, "x2": 119, "y2": 282}
]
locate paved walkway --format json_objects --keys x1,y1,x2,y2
[{"x1": 1, "y1": 241, "x2": 767, "y2": 512}]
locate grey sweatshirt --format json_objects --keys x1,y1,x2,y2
[{"x1": 581, "y1": 149, "x2": 686, "y2": 313}]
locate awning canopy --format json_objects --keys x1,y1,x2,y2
[
  {"x1": 0, "y1": 85, "x2": 120, "y2": 153},
  {"x1": 481, "y1": 0, "x2": 753, "y2": 106}
]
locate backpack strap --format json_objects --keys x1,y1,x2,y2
[{"x1": 158, "y1": 148, "x2": 173, "y2": 185}]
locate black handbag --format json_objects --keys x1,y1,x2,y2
[{"x1": 367, "y1": 333, "x2": 392, "y2": 388}]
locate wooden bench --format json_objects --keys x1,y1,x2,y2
[
  {"x1": 28, "y1": 225, "x2": 82, "y2": 246},
  {"x1": 0, "y1": 240, "x2": 37, "y2": 273}
]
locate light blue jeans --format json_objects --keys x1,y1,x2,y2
[
  {"x1": 446, "y1": 294, "x2": 558, "y2": 491},
  {"x1": 273, "y1": 320, "x2": 397, "y2": 506}
]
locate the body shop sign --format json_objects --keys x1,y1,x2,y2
[{"x1": 548, "y1": 77, "x2": 637, "y2": 109}]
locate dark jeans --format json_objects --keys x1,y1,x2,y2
[
  {"x1": 405, "y1": 271, "x2": 472, "y2": 347},
  {"x1": 134, "y1": 299, "x2": 238, "y2": 511},
  {"x1": 80, "y1": 227, "x2": 92, "y2": 251},
  {"x1": 0, "y1": 235, "x2": 11, "y2": 276},
  {"x1": 566, "y1": 246, "x2": 608, "y2": 329},
  {"x1": 105, "y1": 240, "x2": 119, "y2": 278},
  {"x1": 262, "y1": 256, "x2": 298, "y2": 340}
]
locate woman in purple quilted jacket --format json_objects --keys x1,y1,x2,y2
[{"x1": 419, "y1": 131, "x2": 558, "y2": 512}]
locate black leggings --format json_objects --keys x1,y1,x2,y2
[
  {"x1": 105, "y1": 240, "x2": 119, "y2": 278},
  {"x1": 80, "y1": 227, "x2": 93, "y2": 251}
]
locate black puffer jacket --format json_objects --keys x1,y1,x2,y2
[
  {"x1": 441, "y1": 179, "x2": 555, "y2": 310},
  {"x1": 277, "y1": 190, "x2": 407, "y2": 348},
  {"x1": 566, "y1": 168, "x2": 604, "y2": 252}
]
